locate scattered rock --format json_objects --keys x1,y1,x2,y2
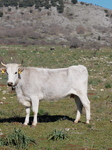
[
  {"x1": 2, "y1": 90, "x2": 7, "y2": 94},
  {"x1": 0, "y1": 129, "x2": 3, "y2": 135}
]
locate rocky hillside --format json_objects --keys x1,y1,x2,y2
[{"x1": 0, "y1": 1, "x2": 112, "y2": 49}]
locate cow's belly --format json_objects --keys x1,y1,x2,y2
[{"x1": 42, "y1": 89, "x2": 70, "y2": 101}]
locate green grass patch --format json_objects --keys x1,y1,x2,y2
[{"x1": 48, "y1": 129, "x2": 68, "y2": 141}]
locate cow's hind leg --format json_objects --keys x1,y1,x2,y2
[
  {"x1": 74, "y1": 95, "x2": 83, "y2": 123},
  {"x1": 79, "y1": 94, "x2": 90, "y2": 124}
]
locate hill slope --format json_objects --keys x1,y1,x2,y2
[{"x1": 0, "y1": 1, "x2": 112, "y2": 48}]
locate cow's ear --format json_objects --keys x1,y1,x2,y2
[
  {"x1": 18, "y1": 67, "x2": 24, "y2": 74},
  {"x1": 0, "y1": 68, "x2": 6, "y2": 74}
]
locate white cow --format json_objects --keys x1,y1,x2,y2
[{"x1": 1, "y1": 63, "x2": 90, "y2": 126}]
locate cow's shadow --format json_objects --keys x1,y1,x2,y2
[{"x1": 0, "y1": 115, "x2": 74, "y2": 125}]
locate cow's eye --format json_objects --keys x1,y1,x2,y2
[{"x1": 15, "y1": 72, "x2": 17, "y2": 74}]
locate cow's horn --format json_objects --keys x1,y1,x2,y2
[{"x1": 1, "y1": 62, "x2": 6, "y2": 67}]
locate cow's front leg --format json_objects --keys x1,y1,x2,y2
[
  {"x1": 17, "y1": 96, "x2": 31, "y2": 126},
  {"x1": 24, "y1": 107, "x2": 30, "y2": 125},
  {"x1": 31, "y1": 96, "x2": 39, "y2": 126}
]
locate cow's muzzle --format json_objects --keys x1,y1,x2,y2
[{"x1": 7, "y1": 82, "x2": 13, "y2": 87}]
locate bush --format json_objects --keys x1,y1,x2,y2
[
  {"x1": 0, "y1": 128, "x2": 36, "y2": 149},
  {"x1": 105, "y1": 83, "x2": 112, "y2": 88},
  {"x1": 0, "y1": 11, "x2": 3, "y2": 17},
  {"x1": 48, "y1": 129, "x2": 68, "y2": 141},
  {"x1": 104, "y1": 9, "x2": 108, "y2": 13},
  {"x1": 98, "y1": 36, "x2": 101, "y2": 40},
  {"x1": 0, "y1": 1, "x2": 3, "y2": 7},
  {"x1": 80, "y1": 2, "x2": 85, "y2": 5},
  {"x1": 57, "y1": 4, "x2": 64, "y2": 13},
  {"x1": 8, "y1": 7, "x2": 11, "y2": 11},
  {"x1": 71, "y1": 0, "x2": 77, "y2": 4}
]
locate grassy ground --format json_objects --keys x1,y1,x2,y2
[{"x1": 0, "y1": 45, "x2": 112, "y2": 150}]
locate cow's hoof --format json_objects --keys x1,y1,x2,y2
[
  {"x1": 74, "y1": 120, "x2": 78, "y2": 124},
  {"x1": 22, "y1": 124, "x2": 28, "y2": 127},
  {"x1": 86, "y1": 122, "x2": 90, "y2": 125},
  {"x1": 31, "y1": 125, "x2": 36, "y2": 128},
  {"x1": 86, "y1": 121, "x2": 90, "y2": 124}
]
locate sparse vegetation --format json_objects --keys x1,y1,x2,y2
[
  {"x1": 0, "y1": 0, "x2": 111, "y2": 46},
  {"x1": 0, "y1": 0, "x2": 67, "y2": 13}
]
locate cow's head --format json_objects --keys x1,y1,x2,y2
[{"x1": 1, "y1": 62, "x2": 24, "y2": 87}]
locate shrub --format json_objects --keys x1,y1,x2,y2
[
  {"x1": 44, "y1": 0, "x2": 51, "y2": 9},
  {"x1": 30, "y1": 9, "x2": 33, "y2": 13},
  {"x1": 51, "y1": 0, "x2": 57, "y2": 7},
  {"x1": 0, "y1": 136, "x2": 5, "y2": 146},
  {"x1": 106, "y1": 14, "x2": 109, "y2": 17},
  {"x1": 104, "y1": 9, "x2": 108, "y2": 13},
  {"x1": 0, "y1": 11, "x2": 3, "y2": 17},
  {"x1": 80, "y1": 2, "x2": 85, "y2": 5},
  {"x1": 105, "y1": 83, "x2": 111, "y2": 88},
  {"x1": 0, "y1": 1, "x2": 2, "y2": 7},
  {"x1": 48, "y1": 129, "x2": 68, "y2": 141},
  {"x1": 57, "y1": 5, "x2": 64, "y2": 13},
  {"x1": 8, "y1": 7, "x2": 11, "y2": 11},
  {"x1": 0, "y1": 128, "x2": 36, "y2": 149},
  {"x1": 98, "y1": 36, "x2": 101, "y2": 40},
  {"x1": 71, "y1": 0, "x2": 77, "y2": 4}
]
